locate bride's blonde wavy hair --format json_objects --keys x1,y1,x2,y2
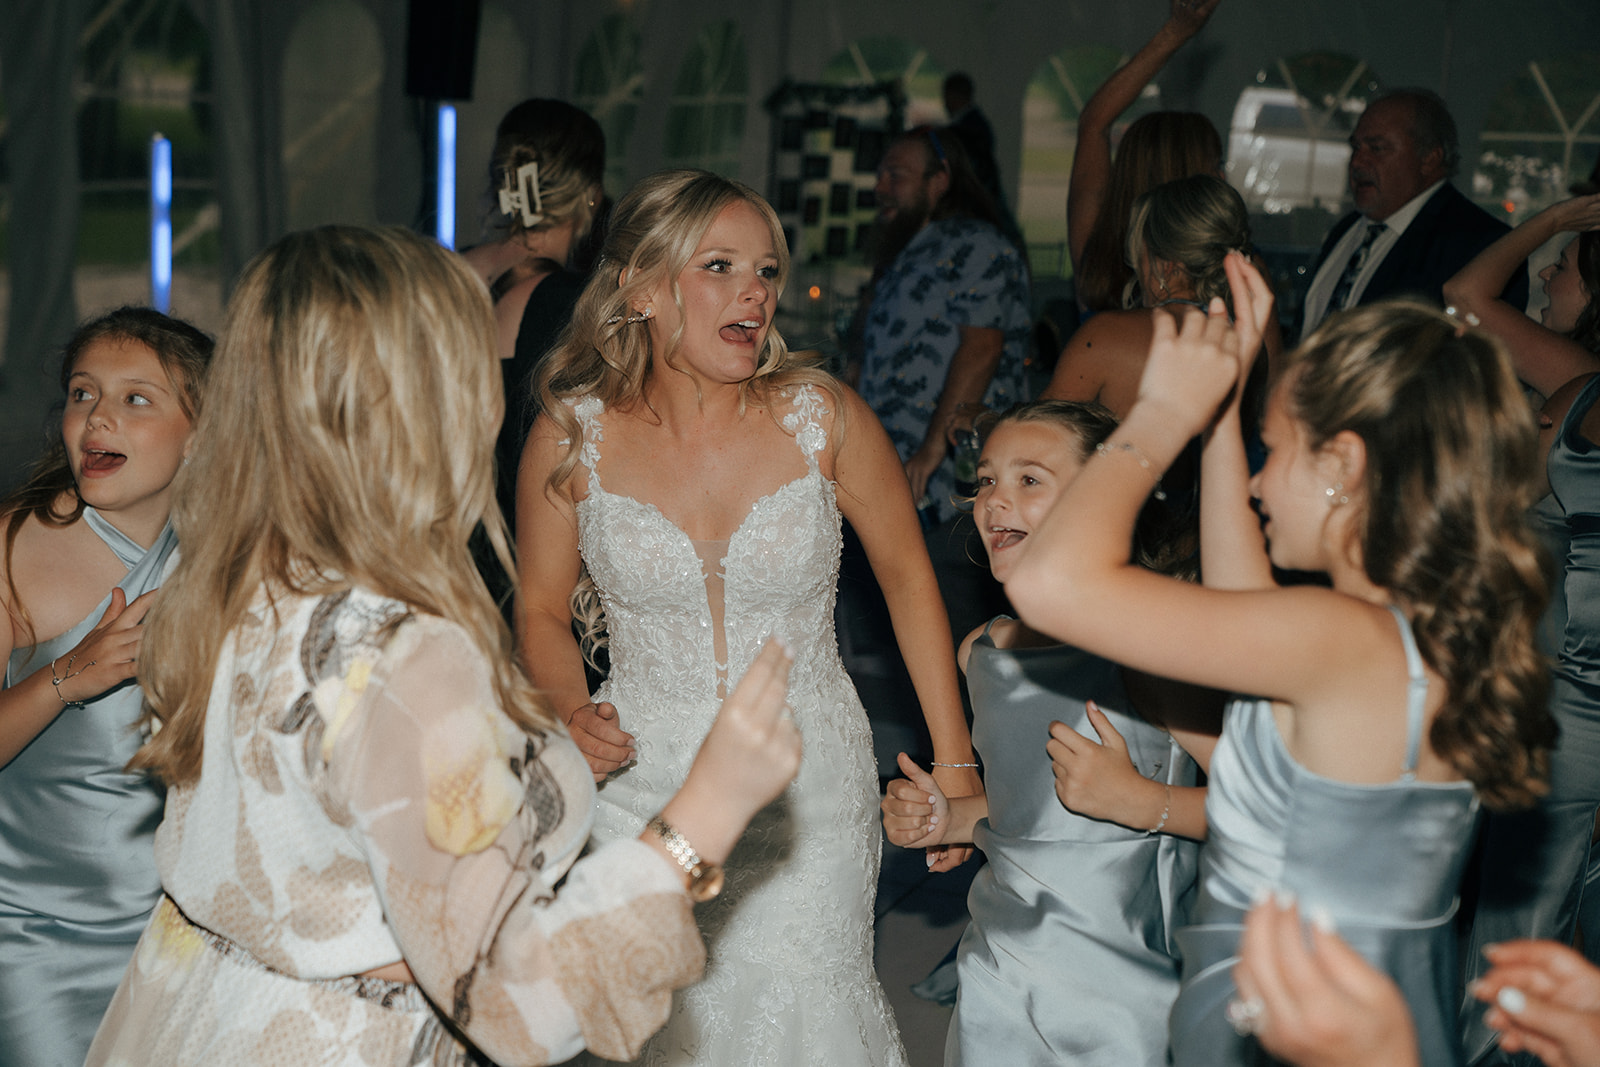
[
  {"x1": 133, "y1": 226, "x2": 557, "y2": 787},
  {"x1": 536, "y1": 169, "x2": 837, "y2": 660}
]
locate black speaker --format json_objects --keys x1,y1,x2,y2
[{"x1": 404, "y1": 0, "x2": 482, "y2": 100}]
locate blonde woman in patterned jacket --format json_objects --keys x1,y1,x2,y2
[{"x1": 85, "y1": 224, "x2": 801, "y2": 1067}]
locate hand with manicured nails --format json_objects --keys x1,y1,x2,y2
[
  {"x1": 1232, "y1": 896, "x2": 1419, "y2": 1067},
  {"x1": 881, "y1": 752, "x2": 953, "y2": 849},
  {"x1": 1475, "y1": 939, "x2": 1600, "y2": 1067}
]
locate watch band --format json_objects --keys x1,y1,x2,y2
[{"x1": 646, "y1": 815, "x2": 724, "y2": 902}]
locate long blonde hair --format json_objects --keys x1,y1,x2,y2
[
  {"x1": 536, "y1": 170, "x2": 836, "y2": 658},
  {"x1": 134, "y1": 225, "x2": 555, "y2": 786},
  {"x1": 1289, "y1": 303, "x2": 1553, "y2": 809}
]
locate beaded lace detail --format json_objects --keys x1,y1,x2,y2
[{"x1": 567, "y1": 385, "x2": 907, "y2": 1066}]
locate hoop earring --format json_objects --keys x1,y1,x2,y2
[{"x1": 1325, "y1": 482, "x2": 1348, "y2": 507}]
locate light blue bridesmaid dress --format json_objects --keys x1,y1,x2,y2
[
  {"x1": 0, "y1": 510, "x2": 174, "y2": 1067},
  {"x1": 1461, "y1": 371, "x2": 1600, "y2": 1065},
  {"x1": 1169, "y1": 605, "x2": 1479, "y2": 1067},
  {"x1": 949, "y1": 622, "x2": 1199, "y2": 1066}
]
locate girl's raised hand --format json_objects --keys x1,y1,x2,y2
[
  {"x1": 1046, "y1": 702, "x2": 1159, "y2": 827},
  {"x1": 1548, "y1": 191, "x2": 1600, "y2": 235},
  {"x1": 54, "y1": 588, "x2": 157, "y2": 705},
  {"x1": 881, "y1": 751, "x2": 951, "y2": 849},
  {"x1": 1135, "y1": 296, "x2": 1246, "y2": 442},
  {"x1": 1167, "y1": 0, "x2": 1221, "y2": 38},
  {"x1": 1224, "y1": 250, "x2": 1276, "y2": 383}
]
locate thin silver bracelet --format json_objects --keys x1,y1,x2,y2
[
  {"x1": 932, "y1": 761, "x2": 979, "y2": 768},
  {"x1": 1146, "y1": 783, "x2": 1173, "y2": 835},
  {"x1": 1094, "y1": 441, "x2": 1168, "y2": 501}
]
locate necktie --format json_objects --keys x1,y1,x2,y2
[{"x1": 1327, "y1": 222, "x2": 1387, "y2": 313}]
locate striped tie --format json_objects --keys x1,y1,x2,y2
[{"x1": 1327, "y1": 222, "x2": 1387, "y2": 312}]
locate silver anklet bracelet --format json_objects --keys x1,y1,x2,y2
[{"x1": 1095, "y1": 441, "x2": 1168, "y2": 501}]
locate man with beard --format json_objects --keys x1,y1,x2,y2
[
  {"x1": 1300, "y1": 87, "x2": 1526, "y2": 340},
  {"x1": 859, "y1": 126, "x2": 1031, "y2": 529},
  {"x1": 854, "y1": 126, "x2": 1031, "y2": 663}
]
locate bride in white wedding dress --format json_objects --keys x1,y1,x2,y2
[{"x1": 517, "y1": 170, "x2": 979, "y2": 1067}]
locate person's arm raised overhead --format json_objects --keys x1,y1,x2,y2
[
  {"x1": 1442, "y1": 193, "x2": 1600, "y2": 397},
  {"x1": 1067, "y1": 0, "x2": 1221, "y2": 276}
]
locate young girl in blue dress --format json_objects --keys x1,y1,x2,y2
[
  {"x1": 0, "y1": 307, "x2": 211, "y2": 1067},
  {"x1": 1003, "y1": 255, "x2": 1553, "y2": 1067},
  {"x1": 882, "y1": 398, "x2": 1222, "y2": 1066}
]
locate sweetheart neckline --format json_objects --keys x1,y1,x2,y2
[{"x1": 578, "y1": 466, "x2": 834, "y2": 556}]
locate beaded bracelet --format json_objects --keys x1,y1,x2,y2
[
  {"x1": 1094, "y1": 441, "x2": 1168, "y2": 501},
  {"x1": 1146, "y1": 782, "x2": 1173, "y2": 836},
  {"x1": 932, "y1": 762, "x2": 979, "y2": 768}
]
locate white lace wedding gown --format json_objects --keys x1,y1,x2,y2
[{"x1": 567, "y1": 386, "x2": 907, "y2": 1067}]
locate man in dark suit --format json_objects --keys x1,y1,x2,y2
[{"x1": 1300, "y1": 88, "x2": 1526, "y2": 340}]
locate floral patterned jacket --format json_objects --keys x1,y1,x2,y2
[{"x1": 146, "y1": 586, "x2": 702, "y2": 1064}]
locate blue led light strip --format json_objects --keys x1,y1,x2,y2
[
  {"x1": 150, "y1": 134, "x2": 172, "y2": 312},
  {"x1": 436, "y1": 104, "x2": 457, "y2": 248}
]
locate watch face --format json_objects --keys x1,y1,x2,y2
[{"x1": 688, "y1": 864, "x2": 725, "y2": 903}]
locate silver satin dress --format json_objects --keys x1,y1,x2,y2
[
  {"x1": 1169, "y1": 606, "x2": 1478, "y2": 1067},
  {"x1": 1461, "y1": 370, "x2": 1600, "y2": 1066},
  {"x1": 949, "y1": 624, "x2": 1198, "y2": 1066},
  {"x1": 0, "y1": 511, "x2": 173, "y2": 1067}
]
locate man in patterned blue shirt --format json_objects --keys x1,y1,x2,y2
[{"x1": 859, "y1": 127, "x2": 1032, "y2": 528}]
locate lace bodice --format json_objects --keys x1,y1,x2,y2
[
  {"x1": 572, "y1": 387, "x2": 844, "y2": 765},
  {"x1": 564, "y1": 385, "x2": 906, "y2": 1066}
]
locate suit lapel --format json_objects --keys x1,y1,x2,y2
[{"x1": 1362, "y1": 185, "x2": 1451, "y2": 303}]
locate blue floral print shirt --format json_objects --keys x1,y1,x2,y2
[{"x1": 860, "y1": 217, "x2": 1032, "y2": 523}]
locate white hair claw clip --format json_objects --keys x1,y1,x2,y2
[{"x1": 498, "y1": 160, "x2": 545, "y2": 227}]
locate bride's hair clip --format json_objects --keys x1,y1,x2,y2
[{"x1": 498, "y1": 160, "x2": 545, "y2": 227}]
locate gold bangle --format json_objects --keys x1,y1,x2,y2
[{"x1": 1095, "y1": 441, "x2": 1168, "y2": 501}]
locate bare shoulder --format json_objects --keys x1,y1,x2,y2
[
  {"x1": 6, "y1": 507, "x2": 124, "y2": 647},
  {"x1": 518, "y1": 409, "x2": 585, "y2": 505},
  {"x1": 805, "y1": 379, "x2": 876, "y2": 466},
  {"x1": 1045, "y1": 310, "x2": 1155, "y2": 409},
  {"x1": 1068, "y1": 309, "x2": 1155, "y2": 351}
]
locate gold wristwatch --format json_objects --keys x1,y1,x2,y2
[{"x1": 646, "y1": 815, "x2": 725, "y2": 902}]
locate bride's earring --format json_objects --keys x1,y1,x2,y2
[{"x1": 1325, "y1": 482, "x2": 1348, "y2": 507}]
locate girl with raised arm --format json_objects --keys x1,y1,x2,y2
[
  {"x1": 0, "y1": 308, "x2": 210, "y2": 1067},
  {"x1": 1068, "y1": 0, "x2": 1222, "y2": 316},
  {"x1": 1008, "y1": 255, "x2": 1553, "y2": 1066}
]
